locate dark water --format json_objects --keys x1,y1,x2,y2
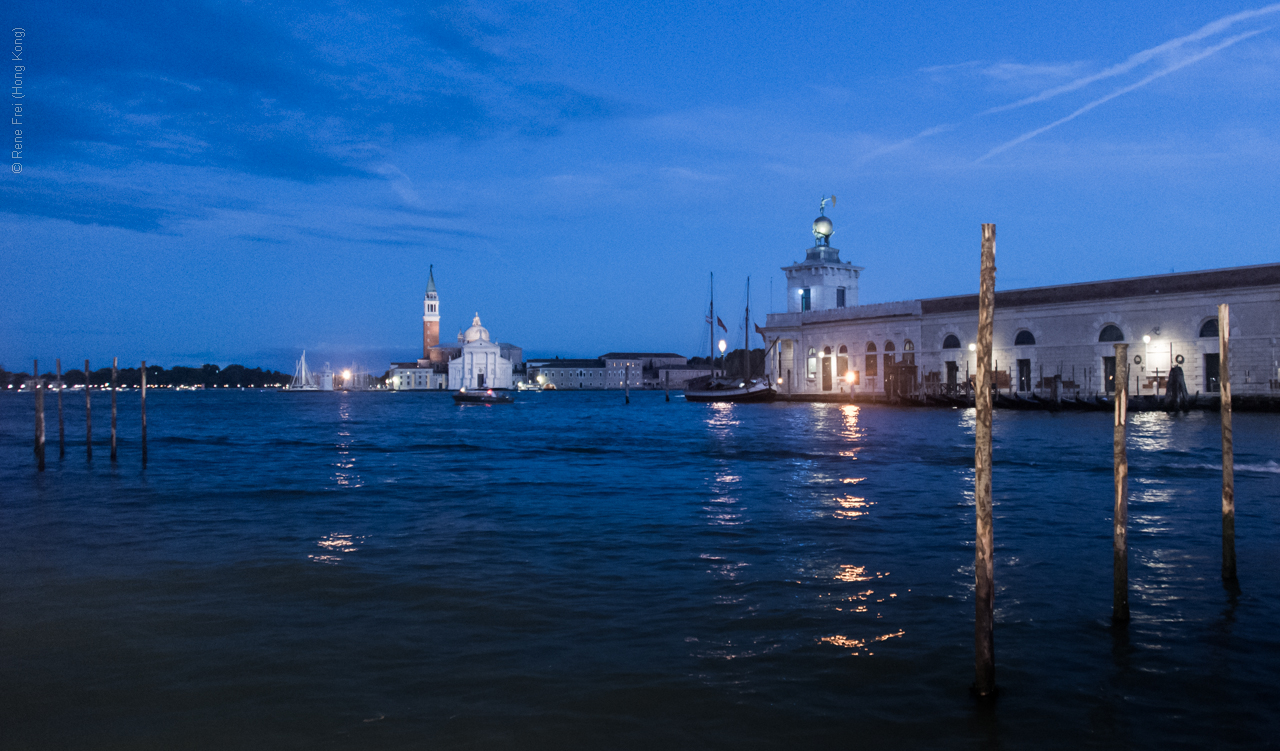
[{"x1": 2, "y1": 390, "x2": 1279, "y2": 750}]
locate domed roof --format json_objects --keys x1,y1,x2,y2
[{"x1": 463, "y1": 313, "x2": 490, "y2": 343}]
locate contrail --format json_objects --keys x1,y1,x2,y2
[
  {"x1": 981, "y1": 2, "x2": 1280, "y2": 116},
  {"x1": 976, "y1": 29, "x2": 1267, "y2": 163},
  {"x1": 863, "y1": 3, "x2": 1280, "y2": 163}
]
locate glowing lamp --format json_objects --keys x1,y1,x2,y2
[
  {"x1": 969, "y1": 343, "x2": 977, "y2": 352},
  {"x1": 718, "y1": 339, "x2": 727, "y2": 354},
  {"x1": 1142, "y1": 335, "x2": 1151, "y2": 344}
]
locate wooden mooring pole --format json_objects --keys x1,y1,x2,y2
[
  {"x1": 141, "y1": 361, "x2": 148, "y2": 466},
  {"x1": 34, "y1": 359, "x2": 45, "y2": 471},
  {"x1": 57, "y1": 358, "x2": 65, "y2": 458},
  {"x1": 1113, "y1": 343, "x2": 1130, "y2": 623},
  {"x1": 84, "y1": 359, "x2": 92, "y2": 460},
  {"x1": 1219, "y1": 304, "x2": 1236, "y2": 585},
  {"x1": 111, "y1": 357, "x2": 119, "y2": 462},
  {"x1": 973, "y1": 224, "x2": 996, "y2": 698},
  {"x1": 665, "y1": 370, "x2": 670, "y2": 402},
  {"x1": 625, "y1": 364, "x2": 631, "y2": 404}
]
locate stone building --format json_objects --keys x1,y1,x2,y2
[
  {"x1": 389, "y1": 270, "x2": 522, "y2": 390},
  {"x1": 763, "y1": 211, "x2": 1280, "y2": 398},
  {"x1": 448, "y1": 314, "x2": 515, "y2": 390},
  {"x1": 528, "y1": 353, "x2": 694, "y2": 389}
]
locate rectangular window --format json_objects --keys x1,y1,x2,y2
[
  {"x1": 801, "y1": 288, "x2": 811, "y2": 312},
  {"x1": 865, "y1": 354, "x2": 878, "y2": 377},
  {"x1": 1017, "y1": 359, "x2": 1031, "y2": 392},
  {"x1": 836, "y1": 287, "x2": 846, "y2": 308},
  {"x1": 1103, "y1": 356, "x2": 1116, "y2": 393}
]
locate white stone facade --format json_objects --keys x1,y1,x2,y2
[
  {"x1": 448, "y1": 314, "x2": 513, "y2": 390},
  {"x1": 765, "y1": 249, "x2": 1280, "y2": 398}
]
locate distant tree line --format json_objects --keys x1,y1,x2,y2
[{"x1": 0, "y1": 363, "x2": 291, "y2": 389}]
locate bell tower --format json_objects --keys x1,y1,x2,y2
[{"x1": 423, "y1": 265, "x2": 440, "y2": 357}]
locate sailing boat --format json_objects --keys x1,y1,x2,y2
[
  {"x1": 282, "y1": 351, "x2": 329, "y2": 391},
  {"x1": 684, "y1": 276, "x2": 777, "y2": 403}
]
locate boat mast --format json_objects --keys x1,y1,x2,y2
[
  {"x1": 709, "y1": 272, "x2": 715, "y2": 374},
  {"x1": 744, "y1": 276, "x2": 750, "y2": 380}
]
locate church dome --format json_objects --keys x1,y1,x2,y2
[
  {"x1": 813, "y1": 215, "x2": 833, "y2": 240},
  {"x1": 463, "y1": 313, "x2": 490, "y2": 343}
]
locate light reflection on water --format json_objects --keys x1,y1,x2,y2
[{"x1": 2, "y1": 391, "x2": 1278, "y2": 748}]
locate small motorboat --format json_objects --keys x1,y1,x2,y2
[{"x1": 452, "y1": 388, "x2": 514, "y2": 405}]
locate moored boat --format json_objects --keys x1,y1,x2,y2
[
  {"x1": 684, "y1": 376, "x2": 776, "y2": 403},
  {"x1": 452, "y1": 388, "x2": 514, "y2": 404}
]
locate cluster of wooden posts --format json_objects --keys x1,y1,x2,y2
[
  {"x1": 31, "y1": 358, "x2": 148, "y2": 470},
  {"x1": 970, "y1": 225, "x2": 1239, "y2": 698}
]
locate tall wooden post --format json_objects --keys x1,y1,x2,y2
[
  {"x1": 57, "y1": 358, "x2": 65, "y2": 458},
  {"x1": 141, "y1": 361, "x2": 148, "y2": 466},
  {"x1": 973, "y1": 224, "x2": 997, "y2": 697},
  {"x1": 84, "y1": 358, "x2": 92, "y2": 460},
  {"x1": 625, "y1": 364, "x2": 630, "y2": 404},
  {"x1": 1219, "y1": 304, "x2": 1236, "y2": 585},
  {"x1": 1113, "y1": 343, "x2": 1130, "y2": 623},
  {"x1": 665, "y1": 370, "x2": 670, "y2": 402},
  {"x1": 34, "y1": 360, "x2": 45, "y2": 471},
  {"x1": 111, "y1": 357, "x2": 119, "y2": 462}
]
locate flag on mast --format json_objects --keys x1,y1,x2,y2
[{"x1": 716, "y1": 317, "x2": 728, "y2": 332}]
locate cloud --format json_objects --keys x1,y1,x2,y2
[
  {"x1": 873, "y1": 4, "x2": 1280, "y2": 163},
  {"x1": 978, "y1": 29, "x2": 1268, "y2": 162},
  {"x1": 0, "y1": 178, "x2": 175, "y2": 232},
  {"x1": 34, "y1": 1, "x2": 617, "y2": 183},
  {"x1": 981, "y1": 2, "x2": 1280, "y2": 116}
]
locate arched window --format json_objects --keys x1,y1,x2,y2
[
  {"x1": 884, "y1": 341, "x2": 896, "y2": 351},
  {"x1": 865, "y1": 342, "x2": 876, "y2": 353},
  {"x1": 1099, "y1": 325, "x2": 1124, "y2": 342},
  {"x1": 807, "y1": 347, "x2": 817, "y2": 379},
  {"x1": 883, "y1": 341, "x2": 895, "y2": 367},
  {"x1": 1200, "y1": 318, "x2": 1218, "y2": 338},
  {"x1": 837, "y1": 345, "x2": 849, "y2": 378},
  {"x1": 865, "y1": 343, "x2": 877, "y2": 377},
  {"x1": 1015, "y1": 330, "x2": 1036, "y2": 346},
  {"x1": 942, "y1": 334, "x2": 961, "y2": 349},
  {"x1": 902, "y1": 339, "x2": 915, "y2": 365},
  {"x1": 823, "y1": 346, "x2": 832, "y2": 355}
]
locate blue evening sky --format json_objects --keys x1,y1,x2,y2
[{"x1": 3, "y1": 1, "x2": 1278, "y2": 370}]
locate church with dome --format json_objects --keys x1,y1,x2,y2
[
  {"x1": 387, "y1": 267, "x2": 523, "y2": 390},
  {"x1": 448, "y1": 313, "x2": 515, "y2": 390}
]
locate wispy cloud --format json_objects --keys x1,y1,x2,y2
[
  {"x1": 871, "y1": 4, "x2": 1280, "y2": 163},
  {"x1": 978, "y1": 29, "x2": 1269, "y2": 162},
  {"x1": 982, "y1": 2, "x2": 1280, "y2": 116}
]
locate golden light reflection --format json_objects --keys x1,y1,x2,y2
[
  {"x1": 833, "y1": 565, "x2": 890, "y2": 583},
  {"x1": 834, "y1": 495, "x2": 874, "y2": 520},
  {"x1": 308, "y1": 533, "x2": 365, "y2": 564},
  {"x1": 819, "y1": 629, "x2": 905, "y2": 655}
]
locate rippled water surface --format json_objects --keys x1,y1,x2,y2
[{"x1": 3, "y1": 390, "x2": 1279, "y2": 749}]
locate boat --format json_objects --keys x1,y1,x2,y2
[
  {"x1": 684, "y1": 376, "x2": 778, "y2": 403},
  {"x1": 281, "y1": 351, "x2": 333, "y2": 392},
  {"x1": 452, "y1": 388, "x2": 514, "y2": 404},
  {"x1": 684, "y1": 275, "x2": 777, "y2": 404}
]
